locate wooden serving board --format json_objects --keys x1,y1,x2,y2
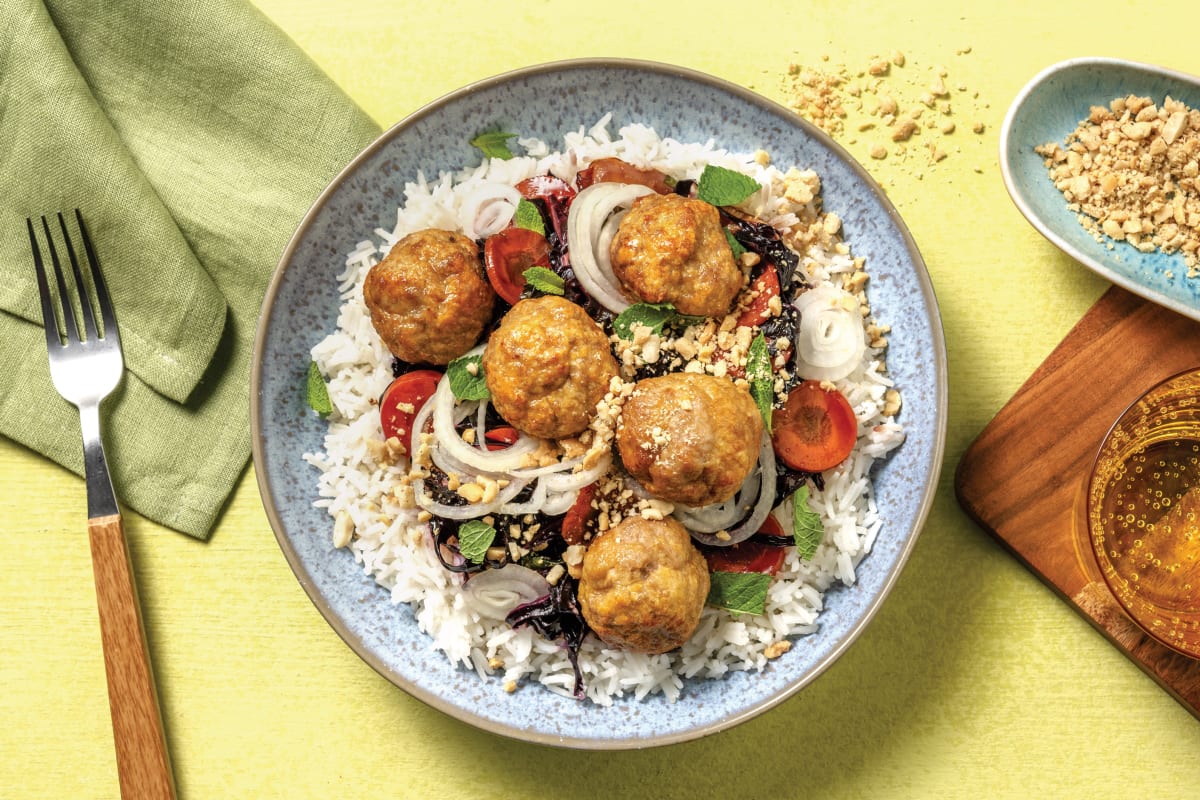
[{"x1": 955, "y1": 285, "x2": 1200, "y2": 719}]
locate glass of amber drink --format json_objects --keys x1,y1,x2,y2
[{"x1": 1086, "y1": 368, "x2": 1200, "y2": 659}]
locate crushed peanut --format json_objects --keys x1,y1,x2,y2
[
  {"x1": 764, "y1": 640, "x2": 792, "y2": 659},
  {"x1": 781, "y1": 47, "x2": 989, "y2": 176},
  {"x1": 332, "y1": 511, "x2": 354, "y2": 548},
  {"x1": 1035, "y1": 94, "x2": 1200, "y2": 274}
]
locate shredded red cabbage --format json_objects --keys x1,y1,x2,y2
[{"x1": 506, "y1": 580, "x2": 589, "y2": 699}]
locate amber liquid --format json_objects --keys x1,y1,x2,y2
[{"x1": 1090, "y1": 436, "x2": 1200, "y2": 612}]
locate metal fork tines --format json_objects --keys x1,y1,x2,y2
[
  {"x1": 27, "y1": 210, "x2": 123, "y2": 519},
  {"x1": 28, "y1": 211, "x2": 177, "y2": 799}
]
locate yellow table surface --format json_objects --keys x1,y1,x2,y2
[{"x1": 5, "y1": 1, "x2": 1200, "y2": 797}]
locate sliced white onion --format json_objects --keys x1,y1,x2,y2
[
  {"x1": 791, "y1": 284, "x2": 867, "y2": 382},
  {"x1": 508, "y1": 454, "x2": 588, "y2": 479},
  {"x1": 540, "y1": 488, "x2": 580, "y2": 517},
  {"x1": 412, "y1": 474, "x2": 528, "y2": 520},
  {"x1": 463, "y1": 564, "x2": 551, "y2": 622},
  {"x1": 498, "y1": 479, "x2": 548, "y2": 516},
  {"x1": 594, "y1": 209, "x2": 628, "y2": 291},
  {"x1": 541, "y1": 450, "x2": 612, "y2": 493},
  {"x1": 674, "y1": 464, "x2": 761, "y2": 533},
  {"x1": 459, "y1": 182, "x2": 522, "y2": 240},
  {"x1": 688, "y1": 431, "x2": 777, "y2": 547},
  {"x1": 432, "y1": 374, "x2": 540, "y2": 473},
  {"x1": 566, "y1": 182, "x2": 655, "y2": 312},
  {"x1": 409, "y1": 381, "x2": 438, "y2": 458}
]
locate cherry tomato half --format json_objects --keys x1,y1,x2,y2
[
  {"x1": 575, "y1": 157, "x2": 672, "y2": 194},
  {"x1": 560, "y1": 482, "x2": 598, "y2": 546},
  {"x1": 483, "y1": 227, "x2": 552, "y2": 305},
  {"x1": 771, "y1": 380, "x2": 858, "y2": 472},
  {"x1": 736, "y1": 263, "x2": 781, "y2": 329},
  {"x1": 379, "y1": 370, "x2": 442, "y2": 444}
]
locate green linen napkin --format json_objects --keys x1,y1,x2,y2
[{"x1": 0, "y1": 0, "x2": 381, "y2": 537}]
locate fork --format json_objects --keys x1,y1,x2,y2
[{"x1": 28, "y1": 211, "x2": 177, "y2": 800}]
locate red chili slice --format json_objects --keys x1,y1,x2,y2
[
  {"x1": 483, "y1": 426, "x2": 520, "y2": 451},
  {"x1": 560, "y1": 482, "x2": 598, "y2": 546}
]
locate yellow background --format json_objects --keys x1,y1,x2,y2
[{"x1": 4, "y1": 1, "x2": 1200, "y2": 797}]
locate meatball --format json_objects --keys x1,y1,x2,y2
[
  {"x1": 617, "y1": 373, "x2": 762, "y2": 507},
  {"x1": 609, "y1": 193, "x2": 745, "y2": 318},
  {"x1": 483, "y1": 295, "x2": 618, "y2": 440},
  {"x1": 363, "y1": 228, "x2": 495, "y2": 365},
  {"x1": 578, "y1": 516, "x2": 710, "y2": 654}
]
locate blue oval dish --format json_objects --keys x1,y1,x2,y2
[
  {"x1": 1000, "y1": 57, "x2": 1200, "y2": 321},
  {"x1": 251, "y1": 59, "x2": 947, "y2": 749}
]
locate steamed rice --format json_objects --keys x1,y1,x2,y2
[{"x1": 304, "y1": 117, "x2": 905, "y2": 705}]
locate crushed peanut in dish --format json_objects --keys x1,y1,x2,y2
[{"x1": 1034, "y1": 94, "x2": 1200, "y2": 275}]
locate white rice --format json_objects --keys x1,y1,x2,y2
[{"x1": 305, "y1": 119, "x2": 905, "y2": 705}]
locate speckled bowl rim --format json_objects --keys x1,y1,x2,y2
[
  {"x1": 998, "y1": 56, "x2": 1200, "y2": 322},
  {"x1": 251, "y1": 57, "x2": 947, "y2": 749}
]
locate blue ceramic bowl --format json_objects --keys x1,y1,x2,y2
[
  {"x1": 1000, "y1": 57, "x2": 1200, "y2": 321},
  {"x1": 251, "y1": 59, "x2": 947, "y2": 748}
]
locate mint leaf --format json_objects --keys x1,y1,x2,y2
[
  {"x1": 513, "y1": 198, "x2": 545, "y2": 236},
  {"x1": 724, "y1": 228, "x2": 747, "y2": 259},
  {"x1": 697, "y1": 165, "x2": 761, "y2": 207},
  {"x1": 747, "y1": 333, "x2": 773, "y2": 433},
  {"x1": 613, "y1": 302, "x2": 706, "y2": 340},
  {"x1": 613, "y1": 302, "x2": 677, "y2": 339},
  {"x1": 447, "y1": 354, "x2": 489, "y2": 401},
  {"x1": 307, "y1": 361, "x2": 332, "y2": 417},
  {"x1": 522, "y1": 266, "x2": 564, "y2": 295},
  {"x1": 457, "y1": 519, "x2": 497, "y2": 563},
  {"x1": 792, "y1": 485, "x2": 824, "y2": 560},
  {"x1": 706, "y1": 571, "x2": 771, "y2": 615},
  {"x1": 470, "y1": 131, "x2": 517, "y2": 160}
]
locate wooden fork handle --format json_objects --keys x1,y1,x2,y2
[{"x1": 88, "y1": 513, "x2": 177, "y2": 800}]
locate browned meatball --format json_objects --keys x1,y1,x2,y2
[
  {"x1": 617, "y1": 373, "x2": 762, "y2": 507},
  {"x1": 609, "y1": 193, "x2": 745, "y2": 318},
  {"x1": 578, "y1": 516, "x2": 710, "y2": 654},
  {"x1": 363, "y1": 229, "x2": 495, "y2": 365},
  {"x1": 483, "y1": 295, "x2": 618, "y2": 440}
]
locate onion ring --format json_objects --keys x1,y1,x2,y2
[
  {"x1": 566, "y1": 182, "x2": 654, "y2": 312},
  {"x1": 688, "y1": 431, "x2": 777, "y2": 547}
]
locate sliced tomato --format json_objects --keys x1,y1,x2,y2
[
  {"x1": 379, "y1": 370, "x2": 442, "y2": 443},
  {"x1": 755, "y1": 513, "x2": 786, "y2": 539},
  {"x1": 771, "y1": 380, "x2": 858, "y2": 472},
  {"x1": 516, "y1": 174, "x2": 575, "y2": 202},
  {"x1": 560, "y1": 482, "x2": 598, "y2": 546},
  {"x1": 736, "y1": 263, "x2": 781, "y2": 329},
  {"x1": 484, "y1": 227, "x2": 552, "y2": 305},
  {"x1": 712, "y1": 348, "x2": 746, "y2": 381},
  {"x1": 703, "y1": 514, "x2": 788, "y2": 575},
  {"x1": 704, "y1": 539, "x2": 786, "y2": 576},
  {"x1": 516, "y1": 175, "x2": 575, "y2": 242},
  {"x1": 484, "y1": 426, "x2": 520, "y2": 451},
  {"x1": 575, "y1": 157, "x2": 672, "y2": 194}
]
